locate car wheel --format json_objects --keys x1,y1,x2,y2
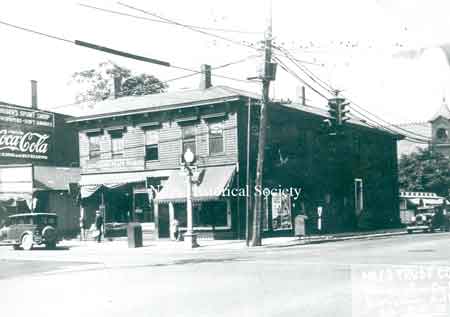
[
  {"x1": 407, "y1": 229, "x2": 412, "y2": 234},
  {"x1": 21, "y1": 234, "x2": 33, "y2": 251}
]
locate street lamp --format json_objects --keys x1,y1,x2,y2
[{"x1": 183, "y1": 148, "x2": 199, "y2": 248}]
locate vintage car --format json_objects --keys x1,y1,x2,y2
[
  {"x1": 3, "y1": 213, "x2": 59, "y2": 250},
  {"x1": 406, "y1": 212, "x2": 440, "y2": 234}
]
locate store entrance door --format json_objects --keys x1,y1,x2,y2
[{"x1": 158, "y1": 205, "x2": 170, "y2": 238}]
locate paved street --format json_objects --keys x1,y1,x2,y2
[{"x1": 1, "y1": 233, "x2": 450, "y2": 317}]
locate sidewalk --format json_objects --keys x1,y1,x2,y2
[{"x1": 61, "y1": 228, "x2": 408, "y2": 252}]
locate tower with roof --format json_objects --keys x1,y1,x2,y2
[{"x1": 429, "y1": 97, "x2": 450, "y2": 157}]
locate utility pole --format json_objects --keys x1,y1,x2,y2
[
  {"x1": 250, "y1": 2, "x2": 275, "y2": 247},
  {"x1": 246, "y1": 97, "x2": 252, "y2": 246}
]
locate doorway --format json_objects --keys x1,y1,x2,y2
[{"x1": 158, "y1": 204, "x2": 170, "y2": 238}]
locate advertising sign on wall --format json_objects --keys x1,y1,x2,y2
[
  {"x1": 0, "y1": 104, "x2": 53, "y2": 161},
  {"x1": 271, "y1": 192, "x2": 293, "y2": 231}
]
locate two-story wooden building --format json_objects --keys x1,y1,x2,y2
[{"x1": 66, "y1": 69, "x2": 403, "y2": 239}]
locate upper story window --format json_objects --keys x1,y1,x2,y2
[
  {"x1": 110, "y1": 130, "x2": 124, "y2": 158},
  {"x1": 182, "y1": 125, "x2": 196, "y2": 156},
  {"x1": 88, "y1": 134, "x2": 101, "y2": 160},
  {"x1": 145, "y1": 129, "x2": 159, "y2": 161},
  {"x1": 208, "y1": 121, "x2": 224, "y2": 154}
]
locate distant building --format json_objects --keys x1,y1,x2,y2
[
  {"x1": 397, "y1": 98, "x2": 450, "y2": 157},
  {"x1": 0, "y1": 81, "x2": 80, "y2": 237}
]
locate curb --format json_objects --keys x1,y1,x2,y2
[{"x1": 264, "y1": 230, "x2": 408, "y2": 248}]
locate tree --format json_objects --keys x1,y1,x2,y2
[
  {"x1": 398, "y1": 148, "x2": 450, "y2": 198},
  {"x1": 71, "y1": 61, "x2": 167, "y2": 103}
]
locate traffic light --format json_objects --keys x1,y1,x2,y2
[
  {"x1": 327, "y1": 95, "x2": 350, "y2": 126},
  {"x1": 340, "y1": 102, "x2": 350, "y2": 125},
  {"x1": 326, "y1": 93, "x2": 350, "y2": 136}
]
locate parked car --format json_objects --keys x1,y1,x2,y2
[
  {"x1": 3, "y1": 213, "x2": 59, "y2": 250},
  {"x1": 406, "y1": 211, "x2": 440, "y2": 234}
]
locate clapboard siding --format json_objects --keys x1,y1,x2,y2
[{"x1": 78, "y1": 103, "x2": 239, "y2": 174}]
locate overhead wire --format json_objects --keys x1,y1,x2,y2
[
  {"x1": 0, "y1": 13, "x2": 432, "y2": 144},
  {"x1": 78, "y1": 3, "x2": 262, "y2": 35},
  {"x1": 49, "y1": 54, "x2": 261, "y2": 110},
  {"x1": 273, "y1": 46, "x2": 334, "y2": 93},
  {"x1": 273, "y1": 56, "x2": 330, "y2": 100},
  {"x1": 275, "y1": 44, "x2": 432, "y2": 142},
  {"x1": 116, "y1": 2, "x2": 261, "y2": 52},
  {"x1": 0, "y1": 17, "x2": 260, "y2": 108}
]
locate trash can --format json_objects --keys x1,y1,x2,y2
[
  {"x1": 294, "y1": 214, "x2": 308, "y2": 237},
  {"x1": 127, "y1": 222, "x2": 143, "y2": 248}
]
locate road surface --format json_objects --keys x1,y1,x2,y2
[{"x1": 0, "y1": 233, "x2": 449, "y2": 317}]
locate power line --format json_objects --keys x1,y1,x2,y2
[
  {"x1": 275, "y1": 47, "x2": 334, "y2": 92},
  {"x1": 275, "y1": 45, "x2": 433, "y2": 141},
  {"x1": 0, "y1": 17, "x2": 259, "y2": 96},
  {"x1": 78, "y1": 3, "x2": 262, "y2": 35},
  {"x1": 117, "y1": 2, "x2": 260, "y2": 52},
  {"x1": 274, "y1": 52, "x2": 334, "y2": 96},
  {"x1": 273, "y1": 56, "x2": 330, "y2": 100},
  {"x1": 347, "y1": 104, "x2": 431, "y2": 142},
  {"x1": 345, "y1": 97, "x2": 432, "y2": 141},
  {"x1": 49, "y1": 54, "x2": 261, "y2": 110},
  {"x1": 0, "y1": 19, "x2": 74, "y2": 44}
]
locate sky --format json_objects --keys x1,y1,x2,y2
[{"x1": 1, "y1": 0, "x2": 450, "y2": 123}]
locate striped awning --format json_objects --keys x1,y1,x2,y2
[
  {"x1": 155, "y1": 165, "x2": 236, "y2": 203},
  {"x1": 79, "y1": 169, "x2": 172, "y2": 198}
]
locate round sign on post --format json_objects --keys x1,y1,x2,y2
[{"x1": 183, "y1": 148, "x2": 195, "y2": 165}]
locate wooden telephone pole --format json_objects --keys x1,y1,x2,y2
[{"x1": 250, "y1": 2, "x2": 275, "y2": 246}]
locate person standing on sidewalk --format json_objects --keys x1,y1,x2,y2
[
  {"x1": 79, "y1": 215, "x2": 87, "y2": 241},
  {"x1": 95, "y1": 210, "x2": 104, "y2": 243}
]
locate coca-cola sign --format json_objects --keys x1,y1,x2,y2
[{"x1": 0, "y1": 129, "x2": 50, "y2": 160}]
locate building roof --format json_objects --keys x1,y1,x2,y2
[
  {"x1": 64, "y1": 85, "x2": 402, "y2": 138},
  {"x1": 396, "y1": 122, "x2": 431, "y2": 157},
  {"x1": 281, "y1": 102, "x2": 403, "y2": 137},
  {"x1": 429, "y1": 101, "x2": 450, "y2": 122},
  {"x1": 64, "y1": 86, "x2": 259, "y2": 121}
]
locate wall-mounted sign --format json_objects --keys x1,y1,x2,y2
[
  {"x1": 0, "y1": 105, "x2": 54, "y2": 128},
  {"x1": 0, "y1": 129, "x2": 51, "y2": 160},
  {"x1": 83, "y1": 157, "x2": 145, "y2": 174},
  {"x1": 271, "y1": 192, "x2": 292, "y2": 231},
  {"x1": 0, "y1": 105, "x2": 54, "y2": 161}
]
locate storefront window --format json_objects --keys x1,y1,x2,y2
[
  {"x1": 134, "y1": 193, "x2": 153, "y2": 223},
  {"x1": 174, "y1": 201, "x2": 229, "y2": 228},
  {"x1": 174, "y1": 203, "x2": 187, "y2": 227}
]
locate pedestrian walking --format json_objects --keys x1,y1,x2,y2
[
  {"x1": 79, "y1": 215, "x2": 87, "y2": 241},
  {"x1": 95, "y1": 210, "x2": 103, "y2": 243},
  {"x1": 171, "y1": 218, "x2": 181, "y2": 241}
]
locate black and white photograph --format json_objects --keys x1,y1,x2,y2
[{"x1": 1, "y1": 1, "x2": 450, "y2": 316}]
